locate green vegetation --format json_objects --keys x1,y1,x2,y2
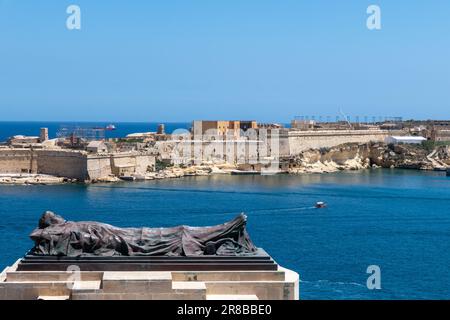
[
  {"x1": 421, "y1": 140, "x2": 450, "y2": 152},
  {"x1": 117, "y1": 138, "x2": 144, "y2": 143},
  {"x1": 155, "y1": 160, "x2": 172, "y2": 171}
]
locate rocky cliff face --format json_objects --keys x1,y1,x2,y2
[
  {"x1": 368, "y1": 143, "x2": 432, "y2": 170},
  {"x1": 287, "y1": 142, "x2": 450, "y2": 174},
  {"x1": 288, "y1": 143, "x2": 371, "y2": 173},
  {"x1": 434, "y1": 146, "x2": 450, "y2": 165}
]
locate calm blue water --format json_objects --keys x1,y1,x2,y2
[
  {"x1": 0, "y1": 169, "x2": 449, "y2": 299},
  {"x1": 0, "y1": 122, "x2": 191, "y2": 142}
]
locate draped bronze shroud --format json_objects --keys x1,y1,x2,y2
[{"x1": 29, "y1": 211, "x2": 258, "y2": 257}]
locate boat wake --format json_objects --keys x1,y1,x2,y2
[{"x1": 300, "y1": 279, "x2": 366, "y2": 288}]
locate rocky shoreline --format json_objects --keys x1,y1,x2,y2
[
  {"x1": 0, "y1": 174, "x2": 72, "y2": 185},
  {"x1": 0, "y1": 165, "x2": 234, "y2": 185},
  {"x1": 91, "y1": 165, "x2": 219, "y2": 183},
  {"x1": 287, "y1": 142, "x2": 450, "y2": 174}
]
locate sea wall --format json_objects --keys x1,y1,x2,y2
[
  {"x1": 0, "y1": 149, "x2": 36, "y2": 174},
  {"x1": 36, "y1": 150, "x2": 88, "y2": 181}
]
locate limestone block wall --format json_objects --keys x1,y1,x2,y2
[
  {"x1": 86, "y1": 155, "x2": 113, "y2": 180},
  {"x1": 286, "y1": 130, "x2": 391, "y2": 156},
  {"x1": 0, "y1": 149, "x2": 155, "y2": 181},
  {"x1": 87, "y1": 153, "x2": 156, "y2": 179},
  {"x1": 110, "y1": 154, "x2": 138, "y2": 176},
  {"x1": 0, "y1": 149, "x2": 37, "y2": 174},
  {"x1": 134, "y1": 154, "x2": 156, "y2": 174},
  {"x1": 110, "y1": 153, "x2": 156, "y2": 176},
  {"x1": 35, "y1": 150, "x2": 88, "y2": 180}
]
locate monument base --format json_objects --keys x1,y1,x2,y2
[
  {"x1": 16, "y1": 249, "x2": 278, "y2": 272},
  {"x1": 0, "y1": 254, "x2": 299, "y2": 300}
]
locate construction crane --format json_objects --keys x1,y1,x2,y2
[{"x1": 339, "y1": 108, "x2": 353, "y2": 129}]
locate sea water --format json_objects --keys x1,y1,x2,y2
[{"x1": 0, "y1": 169, "x2": 449, "y2": 299}]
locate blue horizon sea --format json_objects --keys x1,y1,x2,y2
[
  {"x1": 0, "y1": 168, "x2": 449, "y2": 300},
  {"x1": 0, "y1": 121, "x2": 294, "y2": 142},
  {"x1": 0, "y1": 121, "x2": 192, "y2": 142}
]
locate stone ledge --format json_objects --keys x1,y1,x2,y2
[
  {"x1": 37, "y1": 295, "x2": 70, "y2": 300},
  {"x1": 102, "y1": 272, "x2": 173, "y2": 293},
  {"x1": 72, "y1": 280, "x2": 102, "y2": 293},
  {"x1": 6, "y1": 271, "x2": 103, "y2": 282},
  {"x1": 172, "y1": 281, "x2": 206, "y2": 290},
  {"x1": 172, "y1": 270, "x2": 285, "y2": 282},
  {"x1": 71, "y1": 292, "x2": 206, "y2": 300},
  {"x1": 102, "y1": 272, "x2": 172, "y2": 281},
  {"x1": 206, "y1": 294, "x2": 259, "y2": 300}
]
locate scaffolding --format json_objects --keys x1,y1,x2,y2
[{"x1": 56, "y1": 125, "x2": 106, "y2": 143}]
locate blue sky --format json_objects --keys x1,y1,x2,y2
[{"x1": 0, "y1": 1, "x2": 449, "y2": 122}]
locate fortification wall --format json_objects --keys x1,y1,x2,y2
[
  {"x1": 0, "y1": 149, "x2": 37, "y2": 174},
  {"x1": 110, "y1": 153, "x2": 155, "y2": 176},
  {"x1": 286, "y1": 130, "x2": 391, "y2": 155},
  {"x1": 0, "y1": 149, "x2": 155, "y2": 181},
  {"x1": 86, "y1": 156, "x2": 113, "y2": 180},
  {"x1": 0, "y1": 149, "x2": 88, "y2": 179},
  {"x1": 134, "y1": 154, "x2": 156, "y2": 174},
  {"x1": 35, "y1": 150, "x2": 88, "y2": 180}
]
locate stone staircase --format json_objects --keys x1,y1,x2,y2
[{"x1": 206, "y1": 294, "x2": 258, "y2": 300}]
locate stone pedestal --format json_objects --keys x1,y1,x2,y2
[{"x1": 0, "y1": 258, "x2": 299, "y2": 300}]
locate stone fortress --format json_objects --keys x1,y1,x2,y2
[
  {"x1": 0, "y1": 148, "x2": 155, "y2": 182},
  {"x1": 0, "y1": 126, "x2": 156, "y2": 183},
  {"x1": 1, "y1": 118, "x2": 449, "y2": 183}
]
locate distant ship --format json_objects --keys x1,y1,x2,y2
[{"x1": 105, "y1": 124, "x2": 116, "y2": 131}]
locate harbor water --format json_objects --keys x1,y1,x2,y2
[{"x1": 0, "y1": 169, "x2": 449, "y2": 299}]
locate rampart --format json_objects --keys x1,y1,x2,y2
[
  {"x1": 0, "y1": 149, "x2": 155, "y2": 181},
  {"x1": 0, "y1": 149, "x2": 37, "y2": 174},
  {"x1": 36, "y1": 150, "x2": 88, "y2": 180}
]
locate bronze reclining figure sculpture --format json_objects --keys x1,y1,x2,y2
[{"x1": 29, "y1": 211, "x2": 257, "y2": 257}]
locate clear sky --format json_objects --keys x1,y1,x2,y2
[{"x1": 0, "y1": 0, "x2": 449, "y2": 122}]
